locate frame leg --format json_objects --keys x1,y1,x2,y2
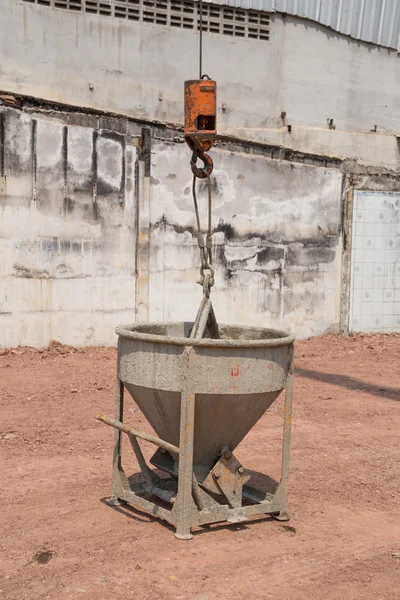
[
  {"x1": 174, "y1": 387, "x2": 196, "y2": 540},
  {"x1": 111, "y1": 378, "x2": 124, "y2": 505},
  {"x1": 128, "y1": 433, "x2": 160, "y2": 490},
  {"x1": 275, "y1": 348, "x2": 294, "y2": 520}
]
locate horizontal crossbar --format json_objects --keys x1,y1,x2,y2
[{"x1": 96, "y1": 413, "x2": 179, "y2": 456}]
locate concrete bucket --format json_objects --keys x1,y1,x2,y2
[{"x1": 97, "y1": 322, "x2": 294, "y2": 539}]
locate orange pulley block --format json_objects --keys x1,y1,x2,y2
[{"x1": 184, "y1": 77, "x2": 217, "y2": 178}]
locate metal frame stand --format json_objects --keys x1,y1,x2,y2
[{"x1": 98, "y1": 352, "x2": 294, "y2": 539}]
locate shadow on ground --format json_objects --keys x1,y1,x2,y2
[
  {"x1": 100, "y1": 469, "x2": 281, "y2": 537},
  {"x1": 296, "y1": 367, "x2": 400, "y2": 401}
]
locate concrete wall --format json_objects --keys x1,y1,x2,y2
[
  {"x1": 0, "y1": 107, "x2": 140, "y2": 347},
  {"x1": 1, "y1": 0, "x2": 400, "y2": 170},
  {"x1": 149, "y1": 141, "x2": 343, "y2": 339},
  {"x1": 0, "y1": 104, "x2": 344, "y2": 346},
  {"x1": 2, "y1": 1, "x2": 399, "y2": 345}
]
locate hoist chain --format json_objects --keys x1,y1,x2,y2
[
  {"x1": 190, "y1": 168, "x2": 220, "y2": 340},
  {"x1": 191, "y1": 173, "x2": 214, "y2": 298}
]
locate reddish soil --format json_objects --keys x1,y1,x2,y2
[{"x1": 0, "y1": 334, "x2": 399, "y2": 600}]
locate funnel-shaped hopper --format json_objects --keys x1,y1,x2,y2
[
  {"x1": 117, "y1": 323, "x2": 294, "y2": 473},
  {"x1": 124, "y1": 385, "x2": 281, "y2": 471}
]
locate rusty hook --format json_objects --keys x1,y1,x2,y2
[{"x1": 190, "y1": 150, "x2": 213, "y2": 179}]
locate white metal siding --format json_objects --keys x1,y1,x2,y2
[
  {"x1": 205, "y1": 0, "x2": 400, "y2": 51},
  {"x1": 20, "y1": 0, "x2": 400, "y2": 50}
]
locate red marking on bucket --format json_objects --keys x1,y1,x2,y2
[{"x1": 230, "y1": 365, "x2": 240, "y2": 377}]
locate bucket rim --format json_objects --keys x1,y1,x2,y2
[{"x1": 116, "y1": 322, "x2": 295, "y2": 348}]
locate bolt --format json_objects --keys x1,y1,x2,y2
[
  {"x1": 224, "y1": 450, "x2": 232, "y2": 460},
  {"x1": 89, "y1": 83, "x2": 94, "y2": 91},
  {"x1": 213, "y1": 472, "x2": 220, "y2": 480},
  {"x1": 237, "y1": 467, "x2": 244, "y2": 475}
]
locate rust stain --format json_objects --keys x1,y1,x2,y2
[{"x1": 284, "y1": 406, "x2": 292, "y2": 426}]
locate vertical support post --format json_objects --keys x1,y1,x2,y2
[
  {"x1": 339, "y1": 181, "x2": 355, "y2": 336},
  {"x1": 31, "y1": 119, "x2": 37, "y2": 204},
  {"x1": 111, "y1": 375, "x2": 124, "y2": 505},
  {"x1": 275, "y1": 344, "x2": 294, "y2": 520},
  {"x1": 175, "y1": 348, "x2": 196, "y2": 540},
  {"x1": 62, "y1": 125, "x2": 68, "y2": 203},
  {"x1": 135, "y1": 128, "x2": 151, "y2": 322},
  {"x1": 92, "y1": 130, "x2": 98, "y2": 205},
  {"x1": 0, "y1": 112, "x2": 5, "y2": 194}
]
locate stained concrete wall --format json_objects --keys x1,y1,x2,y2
[
  {"x1": 0, "y1": 107, "x2": 139, "y2": 347},
  {"x1": 2, "y1": 1, "x2": 399, "y2": 345},
  {"x1": 149, "y1": 141, "x2": 343, "y2": 338},
  {"x1": 1, "y1": 0, "x2": 400, "y2": 171},
  {"x1": 0, "y1": 104, "x2": 344, "y2": 346}
]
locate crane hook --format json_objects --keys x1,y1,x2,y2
[{"x1": 190, "y1": 150, "x2": 213, "y2": 179}]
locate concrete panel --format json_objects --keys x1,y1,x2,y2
[
  {"x1": 92, "y1": 310, "x2": 138, "y2": 345},
  {"x1": 36, "y1": 117, "x2": 65, "y2": 214},
  {"x1": 10, "y1": 311, "x2": 53, "y2": 348},
  {"x1": 67, "y1": 124, "x2": 94, "y2": 212},
  {"x1": 93, "y1": 276, "x2": 136, "y2": 312},
  {"x1": 0, "y1": 109, "x2": 33, "y2": 205},
  {"x1": 49, "y1": 310, "x2": 95, "y2": 345}
]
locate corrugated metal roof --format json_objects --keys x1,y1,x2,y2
[{"x1": 204, "y1": 0, "x2": 400, "y2": 51}]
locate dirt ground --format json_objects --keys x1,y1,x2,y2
[{"x1": 0, "y1": 333, "x2": 399, "y2": 600}]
